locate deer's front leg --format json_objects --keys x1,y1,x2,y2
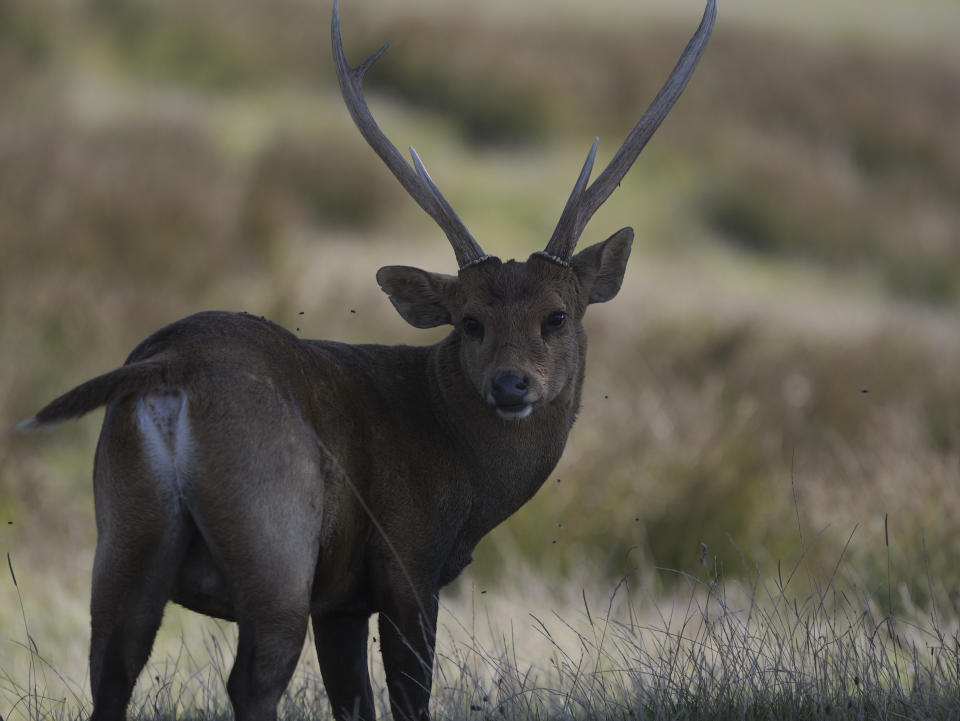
[{"x1": 378, "y1": 589, "x2": 439, "y2": 721}]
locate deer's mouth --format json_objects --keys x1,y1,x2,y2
[
  {"x1": 494, "y1": 402, "x2": 533, "y2": 421},
  {"x1": 486, "y1": 373, "x2": 538, "y2": 421}
]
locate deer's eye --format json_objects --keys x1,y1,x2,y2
[
  {"x1": 542, "y1": 310, "x2": 567, "y2": 337},
  {"x1": 462, "y1": 316, "x2": 484, "y2": 341}
]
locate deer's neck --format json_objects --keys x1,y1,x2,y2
[{"x1": 428, "y1": 334, "x2": 583, "y2": 537}]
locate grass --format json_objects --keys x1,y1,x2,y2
[{"x1": 4, "y1": 527, "x2": 960, "y2": 720}]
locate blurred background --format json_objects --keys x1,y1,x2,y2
[{"x1": 1, "y1": 0, "x2": 958, "y2": 696}]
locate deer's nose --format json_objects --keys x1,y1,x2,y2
[{"x1": 491, "y1": 375, "x2": 529, "y2": 407}]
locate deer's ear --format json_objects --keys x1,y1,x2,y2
[
  {"x1": 376, "y1": 266, "x2": 458, "y2": 328},
  {"x1": 570, "y1": 227, "x2": 633, "y2": 304}
]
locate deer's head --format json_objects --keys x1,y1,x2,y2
[{"x1": 332, "y1": 0, "x2": 715, "y2": 420}]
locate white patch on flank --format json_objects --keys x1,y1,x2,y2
[{"x1": 137, "y1": 390, "x2": 193, "y2": 497}]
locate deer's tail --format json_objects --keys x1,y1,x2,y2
[{"x1": 17, "y1": 361, "x2": 181, "y2": 430}]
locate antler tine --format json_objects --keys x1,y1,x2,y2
[
  {"x1": 539, "y1": 138, "x2": 599, "y2": 265},
  {"x1": 331, "y1": 0, "x2": 489, "y2": 269},
  {"x1": 408, "y1": 146, "x2": 489, "y2": 266},
  {"x1": 547, "y1": 0, "x2": 717, "y2": 262}
]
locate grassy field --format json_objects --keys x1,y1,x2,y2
[{"x1": 2, "y1": 0, "x2": 959, "y2": 718}]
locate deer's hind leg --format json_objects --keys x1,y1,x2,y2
[
  {"x1": 189, "y1": 419, "x2": 327, "y2": 721},
  {"x1": 89, "y1": 394, "x2": 193, "y2": 721},
  {"x1": 212, "y1": 521, "x2": 314, "y2": 721}
]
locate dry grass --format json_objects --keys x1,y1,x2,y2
[{"x1": 4, "y1": 542, "x2": 960, "y2": 721}]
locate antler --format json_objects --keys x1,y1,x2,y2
[
  {"x1": 542, "y1": 0, "x2": 717, "y2": 264},
  {"x1": 331, "y1": 0, "x2": 490, "y2": 269}
]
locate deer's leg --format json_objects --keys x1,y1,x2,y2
[
  {"x1": 187, "y1": 398, "x2": 325, "y2": 721},
  {"x1": 205, "y1": 493, "x2": 317, "y2": 721},
  {"x1": 89, "y1": 533, "x2": 187, "y2": 721},
  {"x1": 313, "y1": 611, "x2": 375, "y2": 721},
  {"x1": 226, "y1": 609, "x2": 308, "y2": 721},
  {"x1": 89, "y1": 512, "x2": 190, "y2": 721},
  {"x1": 89, "y1": 408, "x2": 191, "y2": 721},
  {"x1": 219, "y1": 527, "x2": 313, "y2": 721},
  {"x1": 212, "y1": 531, "x2": 313, "y2": 721},
  {"x1": 378, "y1": 590, "x2": 439, "y2": 721}
]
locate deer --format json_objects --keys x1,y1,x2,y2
[{"x1": 18, "y1": 1, "x2": 715, "y2": 720}]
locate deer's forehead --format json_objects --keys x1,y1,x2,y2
[{"x1": 458, "y1": 259, "x2": 573, "y2": 309}]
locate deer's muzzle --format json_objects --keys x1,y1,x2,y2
[{"x1": 489, "y1": 374, "x2": 534, "y2": 420}]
